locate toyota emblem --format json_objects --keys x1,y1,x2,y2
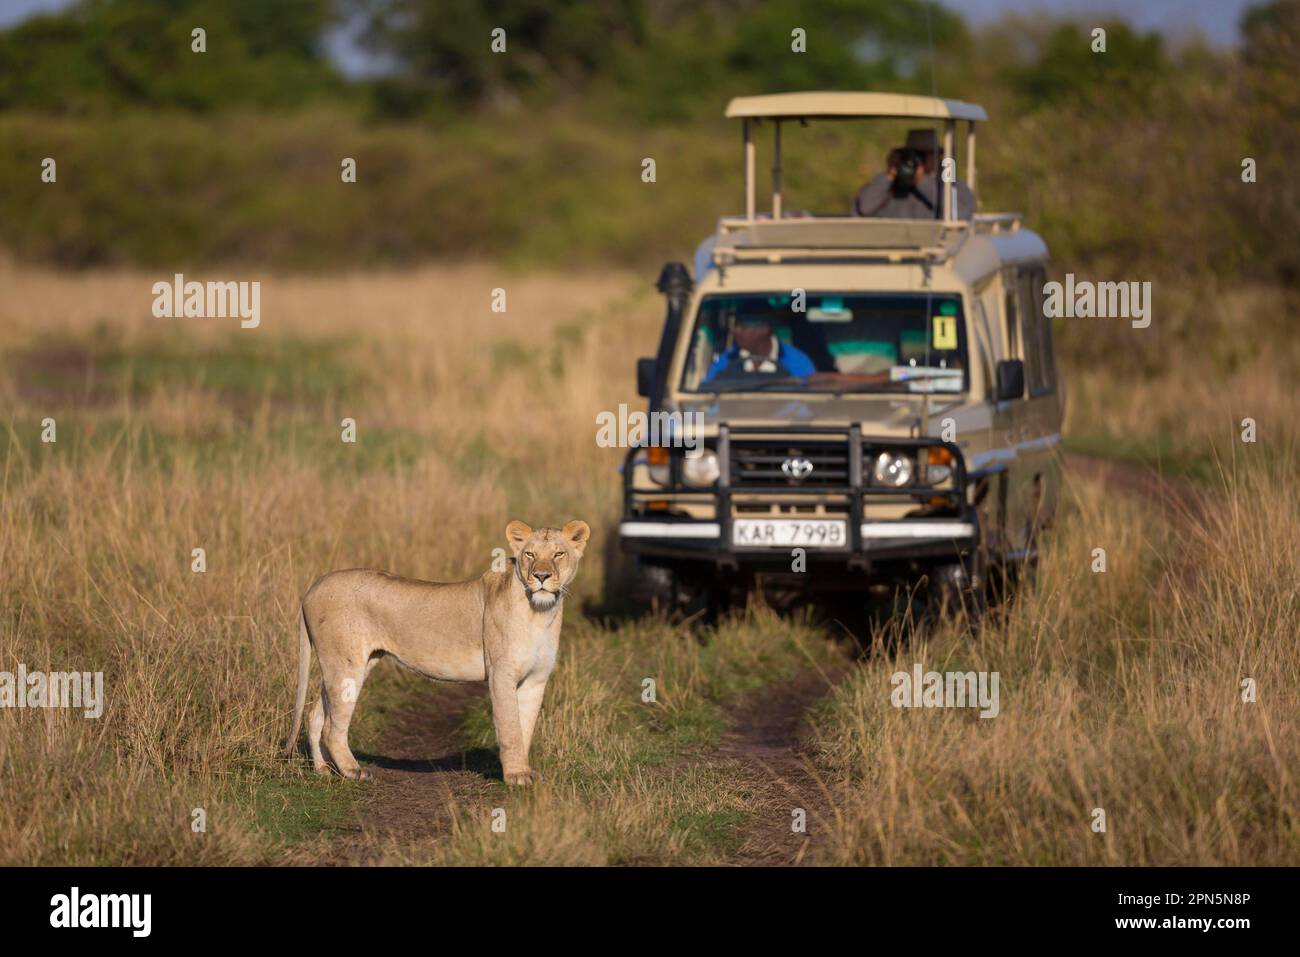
[{"x1": 781, "y1": 457, "x2": 814, "y2": 480}]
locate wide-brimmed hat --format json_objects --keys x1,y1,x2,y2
[{"x1": 905, "y1": 128, "x2": 939, "y2": 153}]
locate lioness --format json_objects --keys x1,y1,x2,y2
[{"x1": 284, "y1": 519, "x2": 590, "y2": 785}]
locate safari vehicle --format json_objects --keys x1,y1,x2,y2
[{"x1": 619, "y1": 92, "x2": 1063, "y2": 616}]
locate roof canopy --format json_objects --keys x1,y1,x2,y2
[{"x1": 724, "y1": 91, "x2": 987, "y2": 123}]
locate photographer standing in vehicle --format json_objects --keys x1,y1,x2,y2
[{"x1": 853, "y1": 129, "x2": 975, "y2": 220}]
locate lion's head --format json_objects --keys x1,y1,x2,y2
[{"x1": 506, "y1": 519, "x2": 591, "y2": 611}]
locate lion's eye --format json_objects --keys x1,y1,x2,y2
[
  {"x1": 524, "y1": 551, "x2": 535, "y2": 560},
  {"x1": 555, "y1": 551, "x2": 566, "y2": 560}
]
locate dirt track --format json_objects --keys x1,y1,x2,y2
[
  {"x1": 709, "y1": 666, "x2": 848, "y2": 865},
  {"x1": 1064, "y1": 453, "x2": 1205, "y2": 520},
  {"x1": 328, "y1": 664, "x2": 846, "y2": 865},
  {"x1": 330, "y1": 681, "x2": 493, "y2": 864}
]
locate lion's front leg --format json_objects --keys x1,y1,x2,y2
[
  {"x1": 516, "y1": 672, "x2": 549, "y2": 778},
  {"x1": 488, "y1": 669, "x2": 532, "y2": 786}
]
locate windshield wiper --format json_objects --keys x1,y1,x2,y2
[{"x1": 709, "y1": 376, "x2": 808, "y2": 393}]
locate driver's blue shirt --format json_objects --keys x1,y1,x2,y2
[{"x1": 704, "y1": 341, "x2": 817, "y2": 383}]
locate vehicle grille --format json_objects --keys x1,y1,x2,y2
[{"x1": 729, "y1": 440, "x2": 850, "y2": 488}]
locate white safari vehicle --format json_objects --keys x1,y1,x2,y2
[{"x1": 620, "y1": 92, "x2": 1063, "y2": 616}]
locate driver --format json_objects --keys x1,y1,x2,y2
[{"x1": 703, "y1": 314, "x2": 816, "y2": 383}]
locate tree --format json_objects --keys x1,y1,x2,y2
[{"x1": 0, "y1": 0, "x2": 340, "y2": 112}]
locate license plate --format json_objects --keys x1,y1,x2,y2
[{"x1": 732, "y1": 518, "x2": 846, "y2": 548}]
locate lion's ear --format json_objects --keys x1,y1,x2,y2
[
  {"x1": 562, "y1": 520, "x2": 591, "y2": 555},
  {"x1": 505, "y1": 520, "x2": 533, "y2": 557}
]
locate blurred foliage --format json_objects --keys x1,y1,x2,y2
[
  {"x1": 0, "y1": 0, "x2": 1296, "y2": 287},
  {"x1": 1237, "y1": 0, "x2": 1300, "y2": 283},
  {"x1": 0, "y1": 0, "x2": 342, "y2": 112},
  {"x1": 1001, "y1": 21, "x2": 1169, "y2": 106},
  {"x1": 348, "y1": 0, "x2": 964, "y2": 120},
  {"x1": 351, "y1": 0, "x2": 649, "y2": 104}
]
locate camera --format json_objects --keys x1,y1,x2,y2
[{"x1": 890, "y1": 147, "x2": 925, "y2": 196}]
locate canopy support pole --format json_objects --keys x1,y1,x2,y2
[
  {"x1": 772, "y1": 121, "x2": 782, "y2": 218},
  {"x1": 966, "y1": 121, "x2": 978, "y2": 205},
  {"x1": 943, "y1": 120, "x2": 956, "y2": 222},
  {"x1": 744, "y1": 119, "x2": 756, "y2": 221}
]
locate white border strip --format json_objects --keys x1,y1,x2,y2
[
  {"x1": 620, "y1": 522, "x2": 721, "y2": 539},
  {"x1": 622, "y1": 521, "x2": 973, "y2": 541},
  {"x1": 967, "y1": 432, "x2": 1061, "y2": 471},
  {"x1": 860, "y1": 521, "x2": 975, "y2": 539}
]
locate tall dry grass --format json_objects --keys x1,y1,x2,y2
[
  {"x1": 810, "y1": 450, "x2": 1300, "y2": 865},
  {"x1": 0, "y1": 261, "x2": 656, "y2": 863},
  {"x1": 1062, "y1": 283, "x2": 1300, "y2": 476}
]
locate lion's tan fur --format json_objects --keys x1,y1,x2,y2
[{"x1": 284, "y1": 520, "x2": 590, "y2": 785}]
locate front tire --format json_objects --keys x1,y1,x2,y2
[
  {"x1": 631, "y1": 562, "x2": 719, "y2": 620},
  {"x1": 924, "y1": 554, "x2": 986, "y2": 626}
]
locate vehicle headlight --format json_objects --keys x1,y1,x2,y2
[
  {"x1": 682, "y1": 450, "x2": 721, "y2": 487},
  {"x1": 872, "y1": 451, "x2": 914, "y2": 488}
]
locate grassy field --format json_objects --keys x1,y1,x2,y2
[{"x1": 0, "y1": 258, "x2": 1296, "y2": 865}]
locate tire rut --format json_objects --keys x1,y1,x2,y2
[
  {"x1": 1064, "y1": 453, "x2": 1206, "y2": 521},
  {"x1": 710, "y1": 665, "x2": 849, "y2": 866},
  {"x1": 329, "y1": 680, "x2": 498, "y2": 864}
]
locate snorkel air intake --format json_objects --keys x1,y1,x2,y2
[{"x1": 649, "y1": 261, "x2": 694, "y2": 413}]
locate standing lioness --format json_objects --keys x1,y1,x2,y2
[{"x1": 284, "y1": 519, "x2": 590, "y2": 785}]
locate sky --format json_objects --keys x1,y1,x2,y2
[
  {"x1": 0, "y1": 0, "x2": 1261, "y2": 69},
  {"x1": 947, "y1": 0, "x2": 1255, "y2": 44}
]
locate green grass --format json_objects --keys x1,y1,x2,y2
[
  {"x1": 0, "y1": 329, "x2": 446, "y2": 478},
  {"x1": 4, "y1": 330, "x2": 363, "y2": 405},
  {"x1": 1064, "y1": 433, "x2": 1218, "y2": 482},
  {"x1": 1, "y1": 415, "x2": 430, "y2": 478},
  {"x1": 674, "y1": 807, "x2": 750, "y2": 856},
  {"x1": 249, "y1": 773, "x2": 358, "y2": 846}
]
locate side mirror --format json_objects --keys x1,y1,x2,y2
[
  {"x1": 995, "y1": 359, "x2": 1025, "y2": 402},
  {"x1": 636, "y1": 357, "x2": 656, "y2": 398}
]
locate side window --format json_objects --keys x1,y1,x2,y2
[
  {"x1": 1002, "y1": 269, "x2": 1021, "y2": 359},
  {"x1": 1025, "y1": 267, "x2": 1056, "y2": 396},
  {"x1": 972, "y1": 295, "x2": 998, "y2": 399},
  {"x1": 1016, "y1": 269, "x2": 1042, "y2": 393},
  {"x1": 1016, "y1": 267, "x2": 1055, "y2": 396}
]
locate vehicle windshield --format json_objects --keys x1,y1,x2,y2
[{"x1": 680, "y1": 292, "x2": 968, "y2": 395}]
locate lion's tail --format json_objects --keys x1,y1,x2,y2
[{"x1": 282, "y1": 604, "x2": 312, "y2": 758}]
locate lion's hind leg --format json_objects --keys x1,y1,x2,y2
[
  {"x1": 318, "y1": 652, "x2": 380, "y2": 781},
  {"x1": 308, "y1": 698, "x2": 327, "y2": 774}
]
